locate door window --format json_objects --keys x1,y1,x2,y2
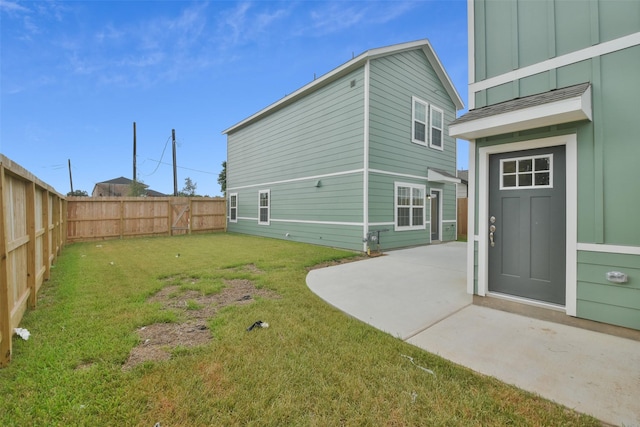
[{"x1": 500, "y1": 154, "x2": 552, "y2": 189}]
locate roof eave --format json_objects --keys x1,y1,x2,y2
[
  {"x1": 222, "y1": 51, "x2": 369, "y2": 135},
  {"x1": 223, "y1": 39, "x2": 464, "y2": 135},
  {"x1": 450, "y1": 86, "x2": 592, "y2": 140}
]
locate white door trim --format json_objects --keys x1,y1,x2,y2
[
  {"x1": 430, "y1": 189, "x2": 443, "y2": 241},
  {"x1": 477, "y1": 134, "x2": 577, "y2": 316}
]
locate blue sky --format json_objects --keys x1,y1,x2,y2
[{"x1": 1, "y1": 0, "x2": 468, "y2": 197}]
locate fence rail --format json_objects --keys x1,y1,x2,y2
[
  {"x1": 1, "y1": 155, "x2": 228, "y2": 367},
  {"x1": 66, "y1": 196, "x2": 226, "y2": 242},
  {"x1": 0, "y1": 155, "x2": 65, "y2": 367}
]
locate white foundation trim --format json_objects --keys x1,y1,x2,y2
[
  {"x1": 577, "y1": 243, "x2": 640, "y2": 256},
  {"x1": 227, "y1": 169, "x2": 364, "y2": 191}
]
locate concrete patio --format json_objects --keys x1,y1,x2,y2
[{"x1": 306, "y1": 242, "x2": 640, "y2": 427}]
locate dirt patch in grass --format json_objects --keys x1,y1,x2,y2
[
  {"x1": 123, "y1": 278, "x2": 280, "y2": 370},
  {"x1": 307, "y1": 255, "x2": 369, "y2": 271}
]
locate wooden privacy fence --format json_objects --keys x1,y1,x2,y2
[
  {"x1": 66, "y1": 196, "x2": 226, "y2": 242},
  {"x1": 0, "y1": 155, "x2": 66, "y2": 367},
  {"x1": 457, "y1": 198, "x2": 468, "y2": 240}
]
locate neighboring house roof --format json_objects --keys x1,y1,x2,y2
[
  {"x1": 144, "y1": 189, "x2": 167, "y2": 197},
  {"x1": 96, "y1": 176, "x2": 149, "y2": 188},
  {"x1": 223, "y1": 39, "x2": 464, "y2": 135},
  {"x1": 457, "y1": 170, "x2": 468, "y2": 186},
  {"x1": 97, "y1": 176, "x2": 149, "y2": 187},
  {"x1": 450, "y1": 82, "x2": 592, "y2": 139},
  {"x1": 92, "y1": 176, "x2": 166, "y2": 197}
]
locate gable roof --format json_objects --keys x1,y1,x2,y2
[
  {"x1": 223, "y1": 39, "x2": 464, "y2": 135},
  {"x1": 97, "y1": 176, "x2": 149, "y2": 187}
]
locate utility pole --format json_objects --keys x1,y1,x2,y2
[
  {"x1": 172, "y1": 129, "x2": 178, "y2": 196},
  {"x1": 133, "y1": 122, "x2": 137, "y2": 182},
  {"x1": 68, "y1": 159, "x2": 74, "y2": 194}
]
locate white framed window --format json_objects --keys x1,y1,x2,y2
[
  {"x1": 412, "y1": 96, "x2": 428, "y2": 145},
  {"x1": 229, "y1": 193, "x2": 238, "y2": 223},
  {"x1": 429, "y1": 105, "x2": 444, "y2": 150},
  {"x1": 394, "y1": 182, "x2": 426, "y2": 231},
  {"x1": 258, "y1": 189, "x2": 270, "y2": 225},
  {"x1": 500, "y1": 154, "x2": 553, "y2": 190}
]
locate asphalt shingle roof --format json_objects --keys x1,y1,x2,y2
[{"x1": 451, "y1": 82, "x2": 591, "y2": 126}]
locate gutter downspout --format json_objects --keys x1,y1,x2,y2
[{"x1": 363, "y1": 60, "x2": 371, "y2": 252}]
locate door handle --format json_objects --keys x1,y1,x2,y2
[{"x1": 489, "y1": 224, "x2": 496, "y2": 247}]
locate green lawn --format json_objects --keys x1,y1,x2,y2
[{"x1": 0, "y1": 234, "x2": 599, "y2": 426}]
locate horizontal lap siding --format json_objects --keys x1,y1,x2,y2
[
  {"x1": 368, "y1": 173, "x2": 456, "y2": 249},
  {"x1": 229, "y1": 174, "x2": 364, "y2": 251},
  {"x1": 366, "y1": 50, "x2": 458, "y2": 249},
  {"x1": 227, "y1": 69, "x2": 365, "y2": 189},
  {"x1": 577, "y1": 251, "x2": 640, "y2": 330},
  {"x1": 368, "y1": 51, "x2": 457, "y2": 175}
]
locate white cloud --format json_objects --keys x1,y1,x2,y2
[
  {"x1": 0, "y1": 0, "x2": 30, "y2": 14},
  {"x1": 216, "y1": 2, "x2": 291, "y2": 49},
  {"x1": 305, "y1": 1, "x2": 416, "y2": 35}
]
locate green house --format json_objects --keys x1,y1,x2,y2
[
  {"x1": 223, "y1": 40, "x2": 464, "y2": 252},
  {"x1": 450, "y1": 0, "x2": 640, "y2": 330}
]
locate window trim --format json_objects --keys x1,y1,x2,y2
[
  {"x1": 394, "y1": 182, "x2": 426, "y2": 231},
  {"x1": 229, "y1": 193, "x2": 238, "y2": 223},
  {"x1": 258, "y1": 189, "x2": 270, "y2": 225},
  {"x1": 429, "y1": 105, "x2": 444, "y2": 151},
  {"x1": 411, "y1": 96, "x2": 429, "y2": 146}
]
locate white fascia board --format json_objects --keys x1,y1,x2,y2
[
  {"x1": 427, "y1": 169, "x2": 461, "y2": 184},
  {"x1": 223, "y1": 39, "x2": 465, "y2": 134},
  {"x1": 449, "y1": 87, "x2": 592, "y2": 140},
  {"x1": 420, "y1": 45, "x2": 465, "y2": 111}
]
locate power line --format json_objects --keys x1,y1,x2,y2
[
  {"x1": 141, "y1": 158, "x2": 215, "y2": 175},
  {"x1": 143, "y1": 135, "x2": 172, "y2": 176}
]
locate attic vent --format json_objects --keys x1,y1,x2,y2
[{"x1": 350, "y1": 79, "x2": 356, "y2": 88}]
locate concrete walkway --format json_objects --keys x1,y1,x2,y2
[{"x1": 307, "y1": 242, "x2": 640, "y2": 427}]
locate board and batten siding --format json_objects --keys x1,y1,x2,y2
[
  {"x1": 473, "y1": 0, "x2": 640, "y2": 97},
  {"x1": 470, "y1": 0, "x2": 640, "y2": 329}
]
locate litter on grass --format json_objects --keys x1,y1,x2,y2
[
  {"x1": 14, "y1": 328, "x2": 31, "y2": 340},
  {"x1": 401, "y1": 354, "x2": 435, "y2": 376},
  {"x1": 247, "y1": 320, "x2": 269, "y2": 331}
]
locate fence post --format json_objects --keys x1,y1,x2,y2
[
  {"x1": 42, "y1": 191, "x2": 51, "y2": 281},
  {"x1": 188, "y1": 198, "x2": 192, "y2": 234},
  {"x1": 120, "y1": 200, "x2": 124, "y2": 239},
  {"x1": 0, "y1": 163, "x2": 12, "y2": 367},
  {"x1": 52, "y1": 197, "x2": 59, "y2": 259},
  {"x1": 26, "y1": 182, "x2": 36, "y2": 308}
]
